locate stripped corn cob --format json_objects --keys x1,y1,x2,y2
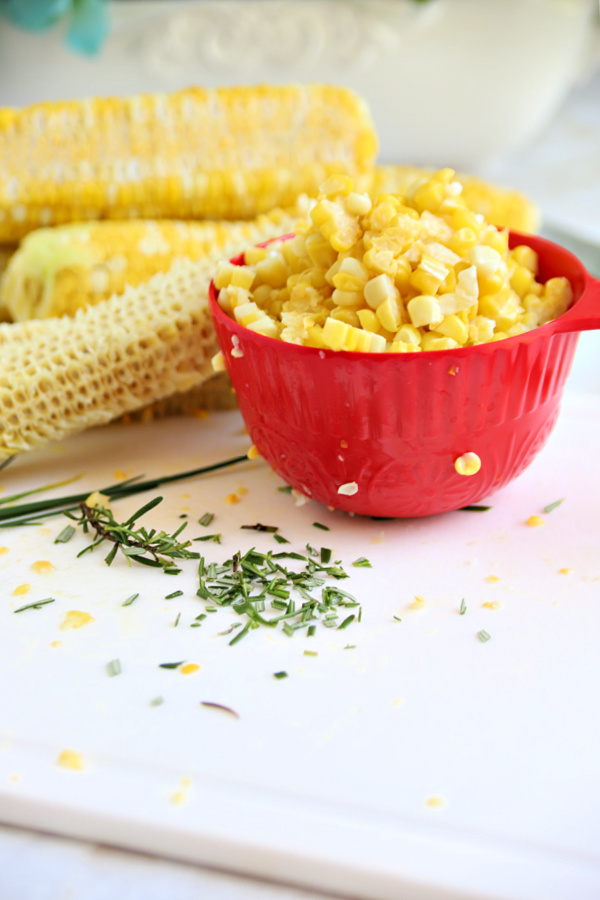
[
  {"x1": 369, "y1": 165, "x2": 539, "y2": 233},
  {"x1": 0, "y1": 84, "x2": 377, "y2": 242},
  {"x1": 0, "y1": 210, "x2": 295, "y2": 459},
  {"x1": 1, "y1": 210, "x2": 297, "y2": 321}
]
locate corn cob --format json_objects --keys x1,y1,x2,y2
[
  {"x1": 1, "y1": 210, "x2": 297, "y2": 321},
  {"x1": 0, "y1": 84, "x2": 377, "y2": 242},
  {"x1": 0, "y1": 211, "x2": 296, "y2": 459},
  {"x1": 369, "y1": 165, "x2": 539, "y2": 233}
]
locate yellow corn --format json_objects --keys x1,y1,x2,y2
[
  {"x1": 369, "y1": 165, "x2": 539, "y2": 233},
  {"x1": 0, "y1": 84, "x2": 378, "y2": 242},
  {"x1": 1, "y1": 209, "x2": 297, "y2": 322}
]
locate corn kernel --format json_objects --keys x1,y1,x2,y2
[
  {"x1": 305, "y1": 232, "x2": 337, "y2": 269},
  {"x1": 330, "y1": 307, "x2": 361, "y2": 327},
  {"x1": 332, "y1": 288, "x2": 363, "y2": 308},
  {"x1": 332, "y1": 257, "x2": 369, "y2": 291},
  {"x1": 255, "y1": 253, "x2": 288, "y2": 288},
  {"x1": 246, "y1": 317, "x2": 279, "y2": 338},
  {"x1": 510, "y1": 265, "x2": 535, "y2": 299},
  {"x1": 421, "y1": 332, "x2": 459, "y2": 351},
  {"x1": 455, "y1": 452, "x2": 482, "y2": 476},
  {"x1": 407, "y1": 295, "x2": 442, "y2": 328},
  {"x1": 364, "y1": 273, "x2": 398, "y2": 310},
  {"x1": 448, "y1": 227, "x2": 477, "y2": 255},
  {"x1": 345, "y1": 192, "x2": 372, "y2": 216},
  {"x1": 234, "y1": 301, "x2": 262, "y2": 326},
  {"x1": 244, "y1": 246, "x2": 269, "y2": 266},
  {"x1": 511, "y1": 244, "x2": 538, "y2": 274},
  {"x1": 389, "y1": 341, "x2": 420, "y2": 353},
  {"x1": 394, "y1": 323, "x2": 422, "y2": 345},
  {"x1": 211, "y1": 351, "x2": 226, "y2": 372},
  {"x1": 469, "y1": 245, "x2": 502, "y2": 278},
  {"x1": 356, "y1": 308, "x2": 381, "y2": 334},
  {"x1": 436, "y1": 314, "x2": 468, "y2": 345},
  {"x1": 322, "y1": 317, "x2": 351, "y2": 351},
  {"x1": 363, "y1": 246, "x2": 397, "y2": 277},
  {"x1": 230, "y1": 266, "x2": 255, "y2": 291},
  {"x1": 526, "y1": 515, "x2": 544, "y2": 527},
  {"x1": 319, "y1": 173, "x2": 354, "y2": 197},
  {"x1": 247, "y1": 444, "x2": 261, "y2": 460}
]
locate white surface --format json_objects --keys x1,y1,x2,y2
[
  {"x1": 0, "y1": 0, "x2": 596, "y2": 169},
  {"x1": 1, "y1": 392, "x2": 600, "y2": 900}
]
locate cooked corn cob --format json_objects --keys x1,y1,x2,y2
[
  {"x1": 1, "y1": 210, "x2": 297, "y2": 321},
  {"x1": 369, "y1": 165, "x2": 539, "y2": 233},
  {"x1": 0, "y1": 210, "x2": 295, "y2": 459},
  {"x1": 0, "y1": 84, "x2": 377, "y2": 242}
]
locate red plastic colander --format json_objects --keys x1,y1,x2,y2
[{"x1": 209, "y1": 232, "x2": 600, "y2": 518}]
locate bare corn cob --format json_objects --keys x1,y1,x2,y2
[
  {"x1": 0, "y1": 84, "x2": 377, "y2": 242},
  {"x1": 1, "y1": 209, "x2": 297, "y2": 321},
  {"x1": 369, "y1": 165, "x2": 539, "y2": 233},
  {"x1": 0, "y1": 210, "x2": 295, "y2": 459}
]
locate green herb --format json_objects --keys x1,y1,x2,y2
[
  {"x1": 460, "y1": 505, "x2": 492, "y2": 512},
  {"x1": 273, "y1": 671, "x2": 288, "y2": 679},
  {"x1": 0, "y1": 474, "x2": 81, "y2": 509},
  {"x1": 193, "y1": 534, "x2": 222, "y2": 543},
  {"x1": 459, "y1": 598, "x2": 467, "y2": 615},
  {"x1": 352, "y1": 556, "x2": 372, "y2": 568},
  {"x1": 313, "y1": 522, "x2": 329, "y2": 531},
  {"x1": 344, "y1": 644, "x2": 356, "y2": 650},
  {"x1": 320, "y1": 547, "x2": 332, "y2": 564},
  {"x1": 54, "y1": 525, "x2": 75, "y2": 544},
  {"x1": 304, "y1": 650, "x2": 318, "y2": 657},
  {"x1": 198, "y1": 512, "x2": 214, "y2": 527},
  {"x1": 66, "y1": 496, "x2": 200, "y2": 572},
  {"x1": 122, "y1": 593, "x2": 139, "y2": 607},
  {"x1": 0, "y1": 455, "x2": 248, "y2": 528},
  {"x1": 241, "y1": 523, "x2": 278, "y2": 533},
  {"x1": 278, "y1": 485, "x2": 293, "y2": 494},
  {"x1": 159, "y1": 661, "x2": 185, "y2": 669},
  {"x1": 165, "y1": 590, "x2": 183, "y2": 599},
  {"x1": 150, "y1": 696, "x2": 164, "y2": 707},
  {"x1": 544, "y1": 498, "x2": 564, "y2": 514},
  {"x1": 179, "y1": 514, "x2": 188, "y2": 519},
  {"x1": 173, "y1": 612, "x2": 181, "y2": 627},
  {"x1": 477, "y1": 630, "x2": 491, "y2": 643},
  {"x1": 13, "y1": 596, "x2": 55, "y2": 613},
  {"x1": 393, "y1": 615, "x2": 402, "y2": 622},
  {"x1": 106, "y1": 659, "x2": 121, "y2": 677},
  {"x1": 273, "y1": 533, "x2": 290, "y2": 544},
  {"x1": 338, "y1": 614, "x2": 355, "y2": 630},
  {"x1": 307, "y1": 625, "x2": 316, "y2": 637},
  {"x1": 200, "y1": 701, "x2": 239, "y2": 718}
]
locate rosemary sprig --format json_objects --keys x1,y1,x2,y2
[
  {"x1": 66, "y1": 496, "x2": 200, "y2": 571},
  {"x1": 0, "y1": 455, "x2": 249, "y2": 528}
]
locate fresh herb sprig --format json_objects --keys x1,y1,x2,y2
[
  {"x1": 196, "y1": 546, "x2": 361, "y2": 644},
  {"x1": 66, "y1": 496, "x2": 200, "y2": 571},
  {"x1": 0, "y1": 455, "x2": 248, "y2": 528}
]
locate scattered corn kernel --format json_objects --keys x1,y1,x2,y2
[
  {"x1": 526, "y1": 515, "x2": 544, "y2": 527},
  {"x1": 338, "y1": 481, "x2": 359, "y2": 496},
  {"x1": 454, "y1": 452, "x2": 482, "y2": 476},
  {"x1": 247, "y1": 444, "x2": 261, "y2": 460}
]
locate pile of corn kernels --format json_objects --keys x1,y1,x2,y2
[{"x1": 214, "y1": 169, "x2": 572, "y2": 352}]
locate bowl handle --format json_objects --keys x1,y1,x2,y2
[{"x1": 551, "y1": 272, "x2": 600, "y2": 335}]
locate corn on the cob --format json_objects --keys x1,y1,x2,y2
[
  {"x1": 369, "y1": 165, "x2": 539, "y2": 233},
  {"x1": 0, "y1": 84, "x2": 377, "y2": 242},
  {"x1": 0, "y1": 210, "x2": 296, "y2": 459},
  {"x1": 1, "y1": 210, "x2": 297, "y2": 321}
]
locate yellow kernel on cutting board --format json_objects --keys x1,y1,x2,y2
[
  {"x1": 0, "y1": 547, "x2": 8, "y2": 555},
  {"x1": 454, "y1": 452, "x2": 482, "y2": 476},
  {"x1": 180, "y1": 663, "x2": 200, "y2": 675},
  {"x1": 237, "y1": 487, "x2": 248, "y2": 496},
  {"x1": 558, "y1": 567, "x2": 571, "y2": 574},
  {"x1": 486, "y1": 575, "x2": 500, "y2": 583},
  {"x1": 425, "y1": 795, "x2": 447, "y2": 809},
  {"x1": 13, "y1": 584, "x2": 30, "y2": 596},
  {"x1": 113, "y1": 469, "x2": 128, "y2": 480},
  {"x1": 31, "y1": 560, "x2": 55, "y2": 574},
  {"x1": 51, "y1": 641, "x2": 62, "y2": 647},
  {"x1": 225, "y1": 493, "x2": 240, "y2": 505},
  {"x1": 526, "y1": 515, "x2": 544, "y2": 527},
  {"x1": 409, "y1": 595, "x2": 426, "y2": 611},
  {"x1": 482, "y1": 601, "x2": 502, "y2": 610},
  {"x1": 57, "y1": 749, "x2": 84, "y2": 771},
  {"x1": 60, "y1": 610, "x2": 94, "y2": 630},
  {"x1": 247, "y1": 444, "x2": 261, "y2": 460},
  {"x1": 392, "y1": 698, "x2": 405, "y2": 708}
]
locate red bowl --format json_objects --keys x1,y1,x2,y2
[{"x1": 209, "y1": 232, "x2": 600, "y2": 518}]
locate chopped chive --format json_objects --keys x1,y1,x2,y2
[
  {"x1": 278, "y1": 485, "x2": 293, "y2": 494},
  {"x1": 179, "y1": 514, "x2": 188, "y2": 519},
  {"x1": 54, "y1": 525, "x2": 75, "y2": 544},
  {"x1": 173, "y1": 612, "x2": 181, "y2": 627},
  {"x1": 273, "y1": 671, "x2": 288, "y2": 679},
  {"x1": 193, "y1": 534, "x2": 222, "y2": 543},
  {"x1": 343, "y1": 644, "x2": 356, "y2": 650},
  {"x1": 13, "y1": 597, "x2": 55, "y2": 613},
  {"x1": 150, "y1": 696, "x2": 164, "y2": 707},
  {"x1": 165, "y1": 590, "x2": 184, "y2": 600},
  {"x1": 241, "y1": 523, "x2": 278, "y2": 533},
  {"x1": 106, "y1": 659, "x2": 121, "y2": 677},
  {"x1": 313, "y1": 522, "x2": 329, "y2": 531},
  {"x1": 459, "y1": 598, "x2": 467, "y2": 615},
  {"x1": 393, "y1": 615, "x2": 402, "y2": 622},
  {"x1": 544, "y1": 498, "x2": 564, "y2": 514},
  {"x1": 190, "y1": 622, "x2": 201, "y2": 628},
  {"x1": 195, "y1": 614, "x2": 207, "y2": 622},
  {"x1": 352, "y1": 556, "x2": 372, "y2": 568},
  {"x1": 307, "y1": 625, "x2": 316, "y2": 637},
  {"x1": 273, "y1": 533, "x2": 290, "y2": 544},
  {"x1": 122, "y1": 593, "x2": 139, "y2": 607},
  {"x1": 320, "y1": 547, "x2": 332, "y2": 564},
  {"x1": 164, "y1": 567, "x2": 182, "y2": 575},
  {"x1": 205, "y1": 606, "x2": 217, "y2": 613},
  {"x1": 304, "y1": 650, "x2": 318, "y2": 657},
  {"x1": 338, "y1": 614, "x2": 355, "y2": 630},
  {"x1": 477, "y1": 630, "x2": 491, "y2": 643},
  {"x1": 460, "y1": 505, "x2": 492, "y2": 512},
  {"x1": 198, "y1": 512, "x2": 215, "y2": 527},
  {"x1": 200, "y1": 701, "x2": 239, "y2": 718},
  {"x1": 159, "y1": 661, "x2": 185, "y2": 669}
]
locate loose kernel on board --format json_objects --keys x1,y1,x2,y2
[
  {"x1": 56, "y1": 749, "x2": 84, "y2": 771},
  {"x1": 526, "y1": 515, "x2": 544, "y2": 527},
  {"x1": 454, "y1": 452, "x2": 481, "y2": 476},
  {"x1": 31, "y1": 560, "x2": 55, "y2": 574},
  {"x1": 247, "y1": 444, "x2": 261, "y2": 460}
]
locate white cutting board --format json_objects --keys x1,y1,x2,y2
[{"x1": 1, "y1": 392, "x2": 599, "y2": 900}]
